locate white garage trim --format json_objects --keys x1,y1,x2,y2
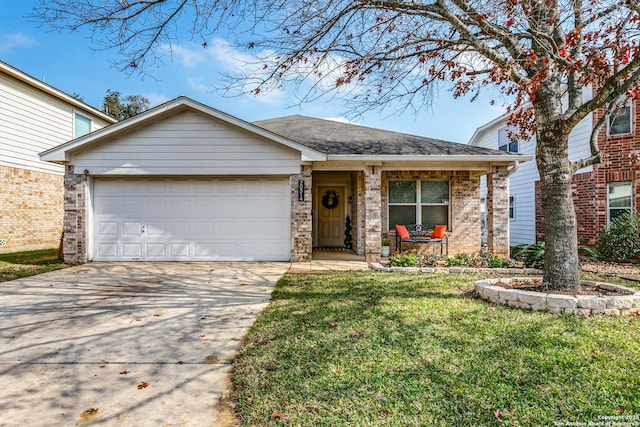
[{"x1": 92, "y1": 178, "x2": 291, "y2": 261}]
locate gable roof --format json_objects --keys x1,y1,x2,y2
[
  {"x1": 40, "y1": 96, "x2": 326, "y2": 163},
  {"x1": 467, "y1": 112, "x2": 509, "y2": 146},
  {"x1": 254, "y1": 115, "x2": 524, "y2": 161},
  {"x1": 0, "y1": 60, "x2": 116, "y2": 124}
]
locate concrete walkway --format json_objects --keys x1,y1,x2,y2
[
  {"x1": 289, "y1": 251, "x2": 370, "y2": 273},
  {"x1": 0, "y1": 262, "x2": 289, "y2": 427}
]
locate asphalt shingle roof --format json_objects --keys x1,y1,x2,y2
[{"x1": 253, "y1": 115, "x2": 511, "y2": 156}]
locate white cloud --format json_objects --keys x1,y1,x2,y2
[
  {"x1": 0, "y1": 32, "x2": 36, "y2": 54},
  {"x1": 186, "y1": 76, "x2": 210, "y2": 93},
  {"x1": 144, "y1": 91, "x2": 172, "y2": 108},
  {"x1": 168, "y1": 43, "x2": 207, "y2": 68},
  {"x1": 166, "y1": 38, "x2": 289, "y2": 106},
  {"x1": 323, "y1": 116, "x2": 352, "y2": 124}
]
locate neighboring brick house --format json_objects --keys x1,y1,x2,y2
[
  {"x1": 538, "y1": 98, "x2": 640, "y2": 246},
  {"x1": 0, "y1": 61, "x2": 116, "y2": 254},
  {"x1": 40, "y1": 96, "x2": 528, "y2": 264},
  {"x1": 469, "y1": 91, "x2": 638, "y2": 247}
]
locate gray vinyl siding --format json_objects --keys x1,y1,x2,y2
[{"x1": 71, "y1": 110, "x2": 302, "y2": 175}]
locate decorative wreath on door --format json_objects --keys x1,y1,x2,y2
[{"x1": 321, "y1": 190, "x2": 340, "y2": 209}]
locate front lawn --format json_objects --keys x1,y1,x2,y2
[
  {"x1": 232, "y1": 272, "x2": 640, "y2": 426},
  {"x1": 0, "y1": 249, "x2": 67, "y2": 283}
]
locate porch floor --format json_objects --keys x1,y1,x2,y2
[
  {"x1": 312, "y1": 249, "x2": 364, "y2": 261},
  {"x1": 289, "y1": 250, "x2": 369, "y2": 273}
]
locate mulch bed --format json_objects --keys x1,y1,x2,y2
[{"x1": 497, "y1": 277, "x2": 632, "y2": 297}]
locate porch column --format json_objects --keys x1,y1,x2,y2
[
  {"x1": 290, "y1": 164, "x2": 313, "y2": 261},
  {"x1": 63, "y1": 165, "x2": 89, "y2": 265},
  {"x1": 364, "y1": 164, "x2": 382, "y2": 263},
  {"x1": 486, "y1": 165, "x2": 510, "y2": 257}
]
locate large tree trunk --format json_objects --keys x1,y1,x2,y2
[{"x1": 535, "y1": 124, "x2": 581, "y2": 292}]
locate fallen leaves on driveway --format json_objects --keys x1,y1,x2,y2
[
  {"x1": 80, "y1": 408, "x2": 99, "y2": 420},
  {"x1": 137, "y1": 381, "x2": 149, "y2": 389}
]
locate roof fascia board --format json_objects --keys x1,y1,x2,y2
[{"x1": 467, "y1": 114, "x2": 509, "y2": 145}]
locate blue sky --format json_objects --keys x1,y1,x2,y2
[{"x1": 0, "y1": 1, "x2": 507, "y2": 143}]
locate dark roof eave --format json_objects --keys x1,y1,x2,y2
[{"x1": 325, "y1": 154, "x2": 533, "y2": 162}]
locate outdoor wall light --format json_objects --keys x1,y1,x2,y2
[
  {"x1": 348, "y1": 195, "x2": 354, "y2": 204},
  {"x1": 83, "y1": 169, "x2": 89, "y2": 175},
  {"x1": 298, "y1": 180, "x2": 305, "y2": 201}
]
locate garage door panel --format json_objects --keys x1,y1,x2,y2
[
  {"x1": 193, "y1": 243, "x2": 215, "y2": 258},
  {"x1": 122, "y1": 222, "x2": 142, "y2": 237},
  {"x1": 97, "y1": 222, "x2": 118, "y2": 237},
  {"x1": 122, "y1": 244, "x2": 142, "y2": 258},
  {"x1": 169, "y1": 222, "x2": 191, "y2": 236},
  {"x1": 97, "y1": 244, "x2": 118, "y2": 259},
  {"x1": 192, "y1": 221, "x2": 215, "y2": 236},
  {"x1": 145, "y1": 199, "x2": 167, "y2": 217},
  {"x1": 93, "y1": 179, "x2": 291, "y2": 261},
  {"x1": 146, "y1": 222, "x2": 167, "y2": 237},
  {"x1": 169, "y1": 199, "x2": 191, "y2": 217},
  {"x1": 218, "y1": 181, "x2": 239, "y2": 194},
  {"x1": 169, "y1": 243, "x2": 190, "y2": 258},
  {"x1": 191, "y1": 199, "x2": 215, "y2": 213},
  {"x1": 145, "y1": 182, "x2": 170, "y2": 195}
]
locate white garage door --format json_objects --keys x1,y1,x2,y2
[{"x1": 93, "y1": 178, "x2": 291, "y2": 261}]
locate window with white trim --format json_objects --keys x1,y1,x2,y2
[
  {"x1": 607, "y1": 181, "x2": 632, "y2": 223},
  {"x1": 509, "y1": 196, "x2": 515, "y2": 219},
  {"x1": 609, "y1": 104, "x2": 632, "y2": 136},
  {"x1": 388, "y1": 179, "x2": 449, "y2": 229},
  {"x1": 498, "y1": 126, "x2": 519, "y2": 153},
  {"x1": 74, "y1": 113, "x2": 92, "y2": 138}
]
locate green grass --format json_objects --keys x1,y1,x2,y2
[
  {"x1": 0, "y1": 248, "x2": 67, "y2": 282},
  {"x1": 232, "y1": 272, "x2": 640, "y2": 426}
]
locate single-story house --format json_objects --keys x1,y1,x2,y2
[{"x1": 40, "y1": 96, "x2": 530, "y2": 264}]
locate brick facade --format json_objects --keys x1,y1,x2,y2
[
  {"x1": 61, "y1": 166, "x2": 505, "y2": 263},
  {"x1": 536, "y1": 99, "x2": 640, "y2": 245},
  {"x1": 486, "y1": 166, "x2": 510, "y2": 257},
  {"x1": 290, "y1": 164, "x2": 313, "y2": 261},
  {"x1": 381, "y1": 170, "x2": 484, "y2": 257},
  {"x1": 62, "y1": 167, "x2": 89, "y2": 265},
  {"x1": 0, "y1": 165, "x2": 63, "y2": 254},
  {"x1": 364, "y1": 165, "x2": 382, "y2": 263}
]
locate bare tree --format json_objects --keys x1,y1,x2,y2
[{"x1": 33, "y1": 0, "x2": 640, "y2": 291}]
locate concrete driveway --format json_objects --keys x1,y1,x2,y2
[{"x1": 0, "y1": 262, "x2": 290, "y2": 426}]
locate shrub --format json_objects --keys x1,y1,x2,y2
[
  {"x1": 512, "y1": 241, "x2": 600, "y2": 269},
  {"x1": 487, "y1": 255, "x2": 512, "y2": 268},
  {"x1": 445, "y1": 253, "x2": 470, "y2": 266},
  {"x1": 597, "y1": 210, "x2": 640, "y2": 260},
  {"x1": 389, "y1": 253, "x2": 420, "y2": 267},
  {"x1": 511, "y1": 242, "x2": 545, "y2": 268}
]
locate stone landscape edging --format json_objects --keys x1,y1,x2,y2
[
  {"x1": 475, "y1": 278, "x2": 640, "y2": 316},
  {"x1": 369, "y1": 263, "x2": 542, "y2": 276}
]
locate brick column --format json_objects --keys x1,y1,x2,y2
[
  {"x1": 364, "y1": 164, "x2": 382, "y2": 263},
  {"x1": 290, "y1": 164, "x2": 313, "y2": 261},
  {"x1": 355, "y1": 171, "x2": 365, "y2": 256},
  {"x1": 486, "y1": 166, "x2": 510, "y2": 257},
  {"x1": 63, "y1": 165, "x2": 89, "y2": 265}
]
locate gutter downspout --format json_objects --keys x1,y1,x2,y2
[{"x1": 506, "y1": 160, "x2": 520, "y2": 177}]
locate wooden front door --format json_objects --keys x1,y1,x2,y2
[{"x1": 317, "y1": 186, "x2": 345, "y2": 247}]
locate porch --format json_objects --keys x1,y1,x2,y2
[{"x1": 298, "y1": 165, "x2": 511, "y2": 263}]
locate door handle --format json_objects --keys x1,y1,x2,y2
[{"x1": 141, "y1": 225, "x2": 145, "y2": 234}]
